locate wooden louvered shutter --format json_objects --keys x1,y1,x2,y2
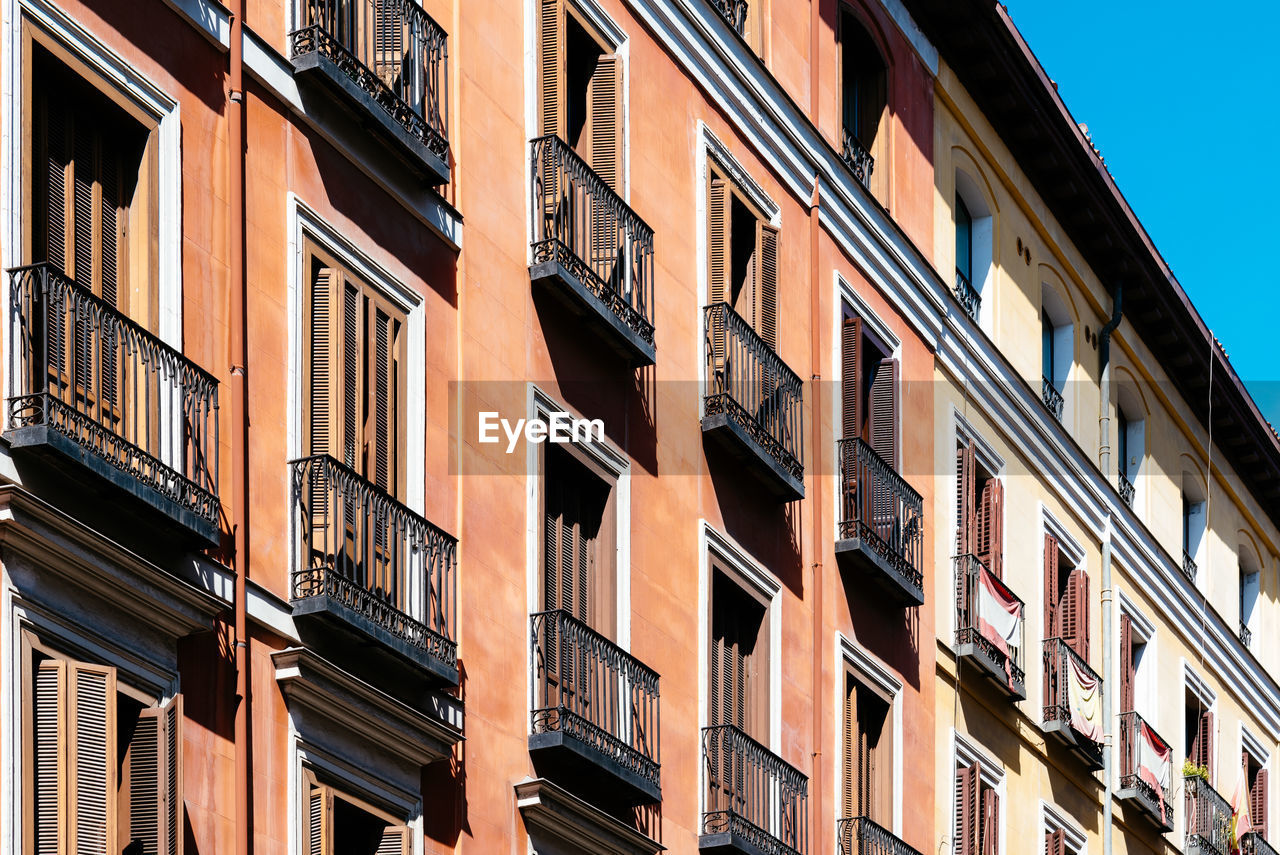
[
  {"x1": 841, "y1": 317, "x2": 863, "y2": 441},
  {"x1": 1253, "y1": 768, "x2": 1268, "y2": 838},
  {"x1": 955, "y1": 763, "x2": 980, "y2": 855},
  {"x1": 341, "y1": 282, "x2": 360, "y2": 471},
  {"x1": 868, "y1": 357, "x2": 899, "y2": 469},
  {"x1": 980, "y1": 788, "x2": 998, "y2": 855},
  {"x1": 1063, "y1": 569, "x2": 1090, "y2": 660},
  {"x1": 988, "y1": 480, "x2": 1004, "y2": 578},
  {"x1": 48, "y1": 660, "x2": 117, "y2": 855},
  {"x1": 372, "y1": 0, "x2": 403, "y2": 88},
  {"x1": 1046, "y1": 829, "x2": 1065, "y2": 855},
  {"x1": 33, "y1": 659, "x2": 67, "y2": 855},
  {"x1": 975, "y1": 480, "x2": 998, "y2": 575},
  {"x1": 307, "y1": 785, "x2": 333, "y2": 855},
  {"x1": 956, "y1": 443, "x2": 976, "y2": 556},
  {"x1": 708, "y1": 178, "x2": 731, "y2": 382},
  {"x1": 588, "y1": 54, "x2": 622, "y2": 191},
  {"x1": 376, "y1": 826, "x2": 410, "y2": 855},
  {"x1": 756, "y1": 223, "x2": 779, "y2": 350},
  {"x1": 131, "y1": 696, "x2": 183, "y2": 855},
  {"x1": 1044, "y1": 534, "x2": 1060, "y2": 638},
  {"x1": 538, "y1": 0, "x2": 566, "y2": 137},
  {"x1": 1196, "y1": 710, "x2": 1214, "y2": 781},
  {"x1": 366, "y1": 301, "x2": 402, "y2": 495},
  {"x1": 1119, "y1": 614, "x2": 1134, "y2": 713},
  {"x1": 308, "y1": 266, "x2": 338, "y2": 458},
  {"x1": 843, "y1": 677, "x2": 856, "y2": 819}
]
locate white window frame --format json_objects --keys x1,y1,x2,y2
[
  {"x1": 1041, "y1": 507, "x2": 1086, "y2": 653},
  {"x1": 948, "y1": 412, "x2": 1004, "y2": 641},
  {"x1": 835, "y1": 634, "x2": 903, "y2": 836},
  {"x1": 1116, "y1": 590, "x2": 1156, "y2": 722},
  {"x1": 953, "y1": 733, "x2": 1005, "y2": 855},
  {"x1": 1183, "y1": 661, "x2": 1218, "y2": 788},
  {"x1": 1041, "y1": 801, "x2": 1087, "y2": 855}
]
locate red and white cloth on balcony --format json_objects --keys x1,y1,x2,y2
[
  {"x1": 1066, "y1": 653, "x2": 1102, "y2": 742},
  {"x1": 1137, "y1": 720, "x2": 1171, "y2": 819},
  {"x1": 977, "y1": 565, "x2": 1021, "y2": 688}
]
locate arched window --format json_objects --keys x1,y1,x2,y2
[
  {"x1": 1115, "y1": 381, "x2": 1145, "y2": 508},
  {"x1": 1239, "y1": 543, "x2": 1260, "y2": 647},
  {"x1": 1039, "y1": 284, "x2": 1073, "y2": 422},
  {"x1": 839, "y1": 8, "x2": 887, "y2": 192},
  {"x1": 953, "y1": 170, "x2": 992, "y2": 327},
  {"x1": 1181, "y1": 471, "x2": 1206, "y2": 582}
]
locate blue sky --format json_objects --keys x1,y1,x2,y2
[{"x1": 1002, "y1": 1, "x2": 1280, "y2": 428}]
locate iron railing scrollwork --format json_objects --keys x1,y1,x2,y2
[
  {"x1": 1041, "y1": 376, "x2": 1064, "y2": 421},
  {"x1": 838, "y1": 438, "x2": 923, "y2": 594},
  {"x1": 1242, "y1": 832, "x2": 1280, "y2": 855},
  {"x1": 954, "y1": 270, "x2": 980, "y2": 322},
  {"x1": 1117, "y1": 711, "x2": 1172, "y2": 828},
  {"x1": 703, "y1": 303, "x2": 804, "y2": 482},
  {"x1": 529, "y1": 135, "x2": 655, "y2": 347},
  {"x1": 841, "y1": 129, "x2": 874, "y2": 189},
  {"x1": 290, "y1": 454, "x2": 457, "y2": 669},
  {"x1": 289, "y1": 0, "x2": 449, "y2": 162},
  {"x1": 1118, "y1": 471, "x2": 1135, "y2": 508},
  {"x1": 1241, "y1": 622, "x2": 1253, "y2": 649},
  {"x1": 7, "y1": 264, "x2": 219, "y2": 528},
  {"x1": 708, "y1": 0, "x2": 748, "y2": 34},
  {"x1": 1184, "y1": 774, "x2": 1232, "y2": 855},
  {"x1": 837, "y1": 816, "x2": 922, "y2": 855},
  {"x1": 1182, "y1": 549, "x2": 1198, "y2": 582},
  {"x1": 702, "y1": 724, "x2": 808, "y2": 855},
  {"x1": 954, "y1": 554, "x2": 1025, "y2": 695},
  {"x1": 529, "y1": 609, "x2": 661, "y2": 792},
  {"x1": 1042, "y1": 637, "x2": 1102, "y2": 756}
]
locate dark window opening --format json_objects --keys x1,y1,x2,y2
[
  {"x1": 709, "y1": 570, "x2": 767, "y2": 738},
  {"x1": 955, "y1": 195, "x2": 973, "y2": 286},
  {"x1": 839, "y1": 9, "x2": 887, "y2": 153},
  {"x1": 564, "y1": 14, "x2": 605, "y2": 154}
]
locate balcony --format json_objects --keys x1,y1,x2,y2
[
  {"x1": 1118, "y1": 471, "x2": 1135, "y2": 508},
  {"x1": 1041, "y1": 376, "x2": 1064, "y2": 421},
  {"x1": 288, "y1": 0, "x2": 450, "y2": 184},
  {"x1": 954, "y1": 554, "x2": 1026, "y2": 701},
  {"x1": 1242, "y1": 622, "x2": 1253, "y2": 649},
  {"x1": 1185, "y1": 774, "x2": 1232, "y2": 855},
  {"x1": 708, "y1": 0, "x2": 748, "y2": 34},
  {"x1": 1116, "y1": 711, "x2": 1173, "y2": 832},
  {"x1": 1041, "y1": 637, "x2": 1103, "y2": 770},
  {"x1": 5, "y1": 264, "x2": 219, "y2": 544},
  {"x1": 529, "y1": 609, "x2": 661, "y2": 805},
  {"x1": 701, "y1": 724, "x2": 808, "y2": 855},
  {"x1": 1242, "y1": 832, "x2": 1280, "y2": 855},
  {"x1": 837, "y1": 817, "x2": 921, "y2": 855},
  {"x1": 1182, "y1": 549, "x2": 1198, "y2": 583},
  {"x1": 835, "y1": 438, "x2": 924, "y2": 607},
  {"x1": 529, "y1": 135, "x2": 656, "y2": 367},
  {"x1": 702, "y1": 303, "x2": 804, "y2": 501},
  {"x1": 953, "y1": 270, "x2": 980, "y2": 322},
  {"x1": 841, "y1": 129, "x2": 874, "y2": 189},
  {"x1": 289, "y1": 454, "x2": 457, "y2": 685}
]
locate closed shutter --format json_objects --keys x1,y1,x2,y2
[
  {"x1": 372, "y1": 0, "x2": 403, "y2": 89},
  {"x1": 756, "y1": 223, "x2": 779, "y2": 350},
  {"x1": 131, "y1": 695, "x2": 182, "y2": 855},
  {"x1": 1119, "y1": 614, "x2": 1134, "y2": 713},
  {"x1": 307, "y1": 785, "x2": 333, "y2": 855},
  {"x1": 1044, "y1": 534, "x2": 1060, "y2": 638},
  {"x1": 376, "y1": 826, "x2": 410, "y2": 855},
  {"x1": 33, "y1": 660, "x2": 67, "y2": 855},
  {"x1": 710, "y1": 585, "x2": 750, "y2": 733},
  {"x1": 868, "y1": 357, "x2": 898, "y2": 469},
  {"x1": 980, "y1": 788, "x2": 999, "y2": 855},
  {"x1": 1253, "y1": 768, "x2": 1268, "y2": 838},
  {"x1": 956, "y1": 443, "x2": 976, "y2": 556},
  {"x1": 1045, "y1": 829, "x2": 1065, "y2": 855},
  {"x1": 538, "y1": 0, "x2": 566, "y2": 137},
  {"x1": 955, "y1": 763, "x2": 980, "y2": 855}
]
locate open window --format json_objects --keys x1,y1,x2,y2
[
  {"x1": 539, "y1": 443, "x2": 617, "y2": 635},
  {"x1": 1240, "y1": 544, "x2": 1261, "y2": 647},
  {"x1": 840, "y1": 306, "x2": 898, "y2": 468},
  {"x1": 1244, "y1": 748, "x2": 1269, "y2": 840},
  {"x1": 1181, "y1": 472, "x2": 1206, "y2": 581},
  {"x1": 1040, "y1": 284, "x2": 1073, "y2": 422},
  {"x1": 953, "y1": 756, "x2": 999, "y2": 855},
  {"x1": 838, "y1": 7, "x2": 887, "y2": 193},
  {"x1": 953, "y1": 171, "x2": 992, "y2": 327},
  {"x1": 1115, "y1": 382, "x2": 1145, "y2": 507},
  {"x1": 1185, "y1": 689, "x2": 1214, "y2": 782},
  {"x1": 708, "y1": 567, "x2": 769, "y2": 738},
  {"x1": 1043, "y1": 533, "x2": 1088, "y2": 661},
  {"x1": 304, "y1": 774, "x2": 411, "y2": 855},
  {"x1": 956, "y1": 440, "x2": 1003, "y2": 577},
  {"x1": 23, "y1": 643, "x2": 182, "y2": 855},
  {"x1": 842, "y1": 675, "x2": 892, "y2": 828},
  {"x1": 708, "y1": 168, "x2": 779, "y2": 350},
  {"x1": 1118, "y1": 608, "x2": 1152, "y2": 717},
  {"x1": 1042, "y1": 805, "x2": 1085, "y2": 855}
]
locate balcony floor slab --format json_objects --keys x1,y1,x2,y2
[
  {"x1": 701, "y1": 413, "x2": 804, "y2": 502},
  {"x1": 834, "y1": 536, "x2": 924, "y2": 607},
  {"x1": 530, "y1": 259, "x2": 656, "y2": 367},
  {"x1": 529, "y1": 726, "x2": 661, "y2": 806}
]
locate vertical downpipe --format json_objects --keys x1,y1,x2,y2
[
  {"x1": 807, "y1": 176, "x2": 824, "y2": 855},
  {"x1": 228, "y1": 2, "x2": 250, "y2": 855},
  {"x1": 1098, "y1": 284, "x2": 1122, "y2": 855}
]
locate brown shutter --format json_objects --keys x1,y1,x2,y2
[
  {"x1": 40, "y1": 91, "x2": 70, "y2": 271},
  {"x1": 33, "y1": 660, "x2": 67, "y2": 855},
  {"x1": 843, "y1": 676, "x2": 856, "y2": 819},
  {"x1": 841, "y1": 317, "x2": 863, "y2": 441},
  {"x1": 376, "y1": 826, "x2": 410, "y2": 855},
  {"x1": 956, "y1": 763, "x2": 980, "y2": 855},
  {"x1": 980, "y1": 788, "x2": 998, "y2": 855},
  {"x1": 537, "y1": 0, "x2": 566, "y2": 137},
  {"x1": 130, "y1": 695, "x2": 181, "y2": 855},
  {"x1": 708, "y1": 178, "x2": 731, "y2": 307},
  {"x1": 1253, "y1": 768, "x2": 1268, "y2": 838},
  {"x1": 307, "y1": 785, "x2": 332, "y2": 855},
  {"x1": 1064, "y1": 569, "x2": 1090, "y2": 660},
  {"x1": 164, "y1": 698, "x2": 182, "y2": 855},
  {"x1": 1119, "y1": 614, "x2": 1134, "y2": 713},
  {"x1": 307, "y1": 266, "x2": 335, "y2": 457},
  {"x1": 70, "y1": 662, "x2": 117, "y2": 855},
  {"x1": 1044, "y1": 534, "x2": 1060, "y2": 638},
  {"x1": 868, "y1": 358, "x2": 898, "y2": 469},
  {"x1": 1046, "y1": 829, "x2": 1065, "y2": 855},
  {"x1": 756, "y1": 223, "x2": 779, "y2": 350},
  {"x1": 588, "y1": 54, "x2": 622, "y2": 191},
  {"x1": 988, "y1": 479, "x2": 1004, "y2": 578},
  {"x1": 956, "y1": 443, "x2": 976, "y2": 556},
  {"x1": 1200, "y1": 710, "x2": 1214, "y2": 782},
  {"x1": 976, "y1": 480, "x2": 998, "y2": 575},
  {"x1": 341, "y1": 283, "x2": 360, "y2": 470}
]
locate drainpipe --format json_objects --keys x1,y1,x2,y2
[
  {"x1": 1098, "y1": 284, "x2": 1122, "y2": 855},
  {"x1": 808, "y1": 176, "x2": 824, "y2": 854},
  {"x1": 228, "y1": 2, "x2": 250, "y2": 855}
]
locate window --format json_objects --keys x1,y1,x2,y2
[
  {"x1": 1244, "y1": 750, "x2": 1269, "y2": 839},
  {"x1": 1118, "y1": 611, "x2": 1150, "y2": 716},
  {"x1": 843, "y1": 676, "x2": 892, "y2": 826},
  {"x1": 953, "y1": 171, "x2": 992, "y2": 325},
  {"x1": 839, "y1": 8, "x2": 887, "y2": 191},
  {"x1": 24, "y1": 648, "x2": 181, "y2": 855},
  {"x1": 1181, "y1": 474, "x2": 1206, "y2": 578},
  {"x1": 955, "y1": 196, "x2": 972, "y2": 291},
  {"x1": 305, "y1": 776, "x2": 410, "y2": 855},
  {"x1": 1043, "y1": 534, "x2": 1088, "y2": 660},
  {"x1": 302, "y1": 241, "x2": 407, "y2": 496},
  {"x1": 1042, "y1": 805, "x2": 1085, "y2": 855},
  {"x1": 840, "y1": 306, "x2": 898, "y2": 467},
  {"x1": 30, "y1": 46, "x2": 157, "y2": 328},
  {"x1": 537, "y1": 0, "x2": 623, "y2": 189},
  {"x1": 1185, "y1": 691, "x2": 1214, "y2": 782},
  {"x1": 1040, "y1": 284, "x2": 1073, "y2": 420},
  {"x1": 956, "y1": 440, "x2": 1003, "y2": 577},
  {"x1": 954, "y1": 758, "x2": 999, "y2": 855},
  {"x1": 1240, "y1": 548, "x2": 1260, "y2": 643},
  {"x1": 708, "y1": 568, "x2": 769, "y2": 737},
  {"x1": 708, "y1": 169, "x2": 779, "y2": 349},
  {"x1": 540, "y1": 444, "x2": 617, "y2": 634},
  {"x1": 1115, "y1": 384, "x2": 1144, "y2": 504}
]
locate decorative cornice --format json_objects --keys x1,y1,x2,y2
[
  {"x1": 515, "y1": 777, "x2": 664, "y2": 855},
  {"x1": 273, "y1": 647, "x2": 463, "y2": 768}
]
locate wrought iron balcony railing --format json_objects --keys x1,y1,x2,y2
[
  {"x1": 702, "y1": 724, "x2": 808, "y2": 855},
  {"x1": 837, "y1": 817, "x2": 921, "y2": 855},
  {"x1": 6, "y1": 264, "x2": 219, "y2": 538},
  {"x1": 1042, "y1": 637, "x2": 1103, "y2": 768},
  {"x1": 530, "y1": 134, "x2": 655, "y2": 357},
  {"x1": 838, "y1": 437, "x2": 924, "y2": 602},
  {"x1": 1242, "y1": 832, "x2": 1280, "y2": 855},
  {"x1": 1118, "y1": 471, "x2": 1135, "y2": 508},
  {"x1": 1116, "y1": 711, "x2": 1173, "y2": 830},
  {"x1": 1041, "y1": 376, "x2": 1064, "y2": 421},
  {"x1": 841, "y1": 129, "x2": 874, "y2": 189},
  {"x1": 708, "y1": 0, "x2": 748, "y2": 34},
  {"x1": 1182, "y1": 549, "x2": 1198, "y2": 582},
  {"x1": 1241, "y1": 621, "x2": 1253, "y2": 649},
  {"x1": 1185, "y1": 774, "x2": 1232, "y2": 855},
  {"x1": 954, "y1": 553, "x2": 1026, "y2": 699},
  {"x1": 530, "y1": 609, "x2": 661, "y2": 799},
  {"x1": 703, "y1": 302, "x2": 804, "y2": 488},
  {"x1": 289, "y1": 454, "x2": 457, "y2": 680},
  {"x1": 289, "y1": 0, "x2": 449, "y2": 165},
  {"x1": 954, "y1": 270, "x2": 979, "y2": 322}
]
